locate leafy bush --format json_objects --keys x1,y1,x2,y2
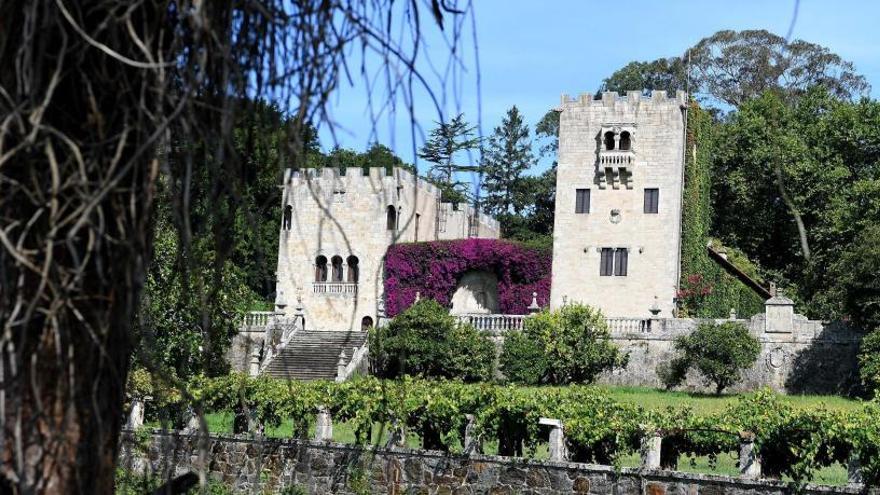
[
  {"x1": 499, "y1": 303, "x2": 627, "y2": 384},
  {"x1": 859, "y1": 328, "x2": 880, "y2": 396},
  {"x1": 368, "y1": 299, "x2": 494, "y2": 381},
  {"x1": 664, "y1": 321, "x2": 760, "y2": 394}
]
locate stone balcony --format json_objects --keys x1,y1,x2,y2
[
  {"x1": 598, "y1": 150, "x2": 635, "y2": 172},
  {"x1": 312, "y1": 282, "x2": 358, "y2": 295}
]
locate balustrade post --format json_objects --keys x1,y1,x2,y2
[
  {"x1": 640, "y1": 431, "x2": 662, "y2": 469},
  {"x1": 738, "y1": 433, "x2": 761, "y2": 479},
  {"x1": 314, "y1": 407, "x2": 333, "y2": 441},
  {"x1": 539, "y1": 418, "x2": 568, "y2": 461}
]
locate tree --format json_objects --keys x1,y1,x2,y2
[
  {"x1": 0, "y1": 1, "x2": 471, "y2": 492},
  {"x1": 662, "y1": 322, "x2": 760, "y2": 394},
  {"x1": 858, "y1": 328, "x2": 880, "y2": 397},
  {"x1": 418, "y1": 113, "x2": 481, "y2": 202},
  {"x1": 499, "y1": 303, "x2": 627, "y2": 384},
  {"x1": 600, "y1": 30, "x2": 869, "y2": 109},
  {"x1": 368, "y1": 299, "x2": 494, "y2": 382},
  {"x1": 481, "y1": 106, "x2": 534, "y2": 217}
]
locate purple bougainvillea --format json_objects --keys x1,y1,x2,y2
[{"x1": 384, "y1": 238, "x2": 552, "y2": 317}]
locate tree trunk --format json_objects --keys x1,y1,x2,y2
[{"x1": 0, "y1": 1, "x2": 164, "y2": 492}]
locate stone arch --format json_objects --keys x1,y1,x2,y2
[
  {"x1": 361, "y1": 316, "x2": 374, "y2": 331},
  {"x1": 331, "y1": 255, "x2": 344, "y2": 282},
  {"x1": 603, "y1": 131, "x2": 616, "y2": 151},
  {"x1": 315, "y1": 255, "x2": 328, "y2": 282},
  {"x1": 450, "y1": 270, "x2": 499, "y2": 315},
  {"x1": 346, "y1": 255, "x2": 359, "y2": 283},
  {"x1": 386, "y1": 205, "x2": 397, "y2": 231},
  {"x1": 619, "y1": 131, "x2": 631, "y2": 151}
]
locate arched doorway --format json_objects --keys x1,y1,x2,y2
[{"x1": 361, "y1": 316, "x2": 374, "y2": 331}]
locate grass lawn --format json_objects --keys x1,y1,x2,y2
[{"x1": 150, "y1": 386, "x2": 858, "y2": 486}]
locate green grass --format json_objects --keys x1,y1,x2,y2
[{"x1": 147, "y1": 386, "x2": 858, "y2": 487}]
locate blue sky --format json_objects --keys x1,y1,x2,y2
[{"x1": 317, "y1": 0, "x2": 880, "y2": 176}]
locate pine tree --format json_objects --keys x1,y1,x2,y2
[
  {"x1": 418, "y1": 113, "x2": 481, "y2": 202},
  {"x1": 481, "y1": 106, "x2": 534, "y2": 216}
]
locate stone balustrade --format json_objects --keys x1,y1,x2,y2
[
  {"x1": 312, "y1": 282, "x2": 358, "y2": 295},
  {"x1": 605, "y1": 317, "x2": 653, "y2": 334},
  {"x1": 598, "y1": 149, "x2": 636, "y2": 168},
  {"x1": 243, "y1": 311, "x2": 276, "y2": 327},
  {"x1": 455, "y1": 313, "x2": 528, "y2": 333}
]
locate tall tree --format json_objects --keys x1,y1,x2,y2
[
  {"x1": 418, "y1": 113, "x2": 481, "y2": 202},
  {"x1": 482, "y1": 106, "x2": 534, "y2": 217},
  {"x1": 0, "y1": 1, "x2": 471, "y2": 492},
  {"x1": 600, "y1": 30, "x2": 869, "y2": 109}
]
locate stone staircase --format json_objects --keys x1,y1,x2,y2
[{"x1": 262, "y1": 330, "x2": 367, "y2": 381}]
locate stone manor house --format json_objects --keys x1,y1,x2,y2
[{"x1": 230, "y1": 90, "x2": 861, "y2": 393}]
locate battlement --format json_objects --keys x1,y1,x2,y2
[
  {"x1": 558, "y1": 90, "x2": 687, "y2": 110},
  {"x1": 282, "y1": 166, "x2": 440, "y2": 198}
]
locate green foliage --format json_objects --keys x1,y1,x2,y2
[
  {"x1": 679, "y1": 102, "x2": 766, "y2": 318},
  {"x1": 599, "y1": 57, "x2": 686, "y2": 96},
  {"x1": 665, "y1": 321, "x2": 760, "y2": 394},
  {"x1": 368, "y1": 299, "x2": 494, "y2": 381},
  {"x1": 418, "y1": 113, "x2": 481, "y2": 202},
  {"x1": 481, "y1": 105, "x2": 535, "y2": 217},
  {"x1": 178, "y1": 375, "x2": 879, "y2": 488},
  {"x1": 859, "y1": 328, "x2": 880, "y2": 397},
  {"x1": 832, "y1": 225, "x2": 880, "y2": 331},
  {"x1": 500, "y1": 303, "x2": 627, "y2": 385}
]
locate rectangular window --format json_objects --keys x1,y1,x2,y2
[
  {"x1": 575, "y1": 188, "x2": 590, "y2": 214},
  {"x1": 614, "y1": 248, "x2": 628, "y2": 276},
  {"x1": 644, "y1": 188, "x2": 659, "y2": 214},
  {"x1": 600, "y1": 248, "x2": 614, "y2": 276}
]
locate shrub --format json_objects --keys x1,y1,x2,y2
[
  {"x1": 665, "y1": 321, "x2": 760, "y2": 394},
  {"x1": 858, "y1": 328, "x2": 880, "y2": 396},
  {"x1": 368, "y1": 299, "x2": 494, "y2": 381},
  {"x1": 499, "y1": 303, "x2": 627, "y2": 385}
]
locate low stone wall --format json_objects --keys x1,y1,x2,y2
[
  {"x1": 598, "y1": 315, "x2": 862, "y2": 394},
  {"x1": 119, "y1": 431, "x2": 864, "y2": 495}
]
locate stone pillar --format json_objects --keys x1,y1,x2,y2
[
  {"x1": 539, "y1": 418, "x2": 568, "y2": 461},
  {"x1": 335, "y1": 350, "x2": 347, "y2": 382},
  {"x1": 314, "y1": 407, "x2": 333, "y2": 441},
  {"x1": 248, "y1": 342, "x2": 261, "y2": 377},
  {"x1": 248, "y1": 409, "x2": 263, "y2": 437},
  {"x1": 848, "y1": 454, "x2": 863, "y2": 486},
  {"x1": 183, "y1": 408, "x2": 200, "y2": 434},
  {"x1": 527, "y1": 292, "x2": 541, "y2": 314},
  {"x1": 463, "y1": 414, "x2": 482, "y2": 454},
  {"x1": 640, "y1": 432, "x2": 662, "y2": 469},
  {"x1": 126, "y1": 398, "x2": 145, "y2": 429},
  {"x1": 387, "y1": 420, "x2": 406, "y2": 448},
  {"x1": 764, "y1": 291, "x2": 794, "y2": 334},
  {"x1": 739, "y1": 435, "x2": 761, "y2": 479}
]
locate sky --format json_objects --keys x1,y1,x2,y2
[{"x1": 317, "y1": 0, "x2": 880, "y2": 176}]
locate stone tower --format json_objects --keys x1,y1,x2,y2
[
  {"x1": 274, "y1": 166, "x2": 500, "y2": 332},
  {"x1": 550, "y1": 90, "x2": 687, "y2": 317}
]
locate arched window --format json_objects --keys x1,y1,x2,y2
[
  {"x1": 346, "y1": 255, "x2": 359, "y2": 283},
  {"x1": 619, "y1": 131, "x2": 631, "y2": 151},
  {"x1": 386, "y1": 205, "x2": 397, "y2": 231},
  {"x1": 315, "y1": 256, "x2": 328, "y2": 282},
  {"x1": 282, "y1": 205, "x2": 293, "y2": 230},
  {"x1": 361, "y1": 316, "x2": 374, "y2": 331},
  {"x1": 331, "y1": 256, "x2": 344, "y2": 282},
  {"x1": 603, "y1": 131, "x2": 616, "y2": 151}
]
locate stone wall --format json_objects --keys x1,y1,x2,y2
[
  {"x1": 598, "y1": 313, "x2": 862, "y2": 394},
  {"x1": 551, "y1": 91, "x2": 687, "y2": 318},
  {"x1": 119, "y1": 432, "x2": 865, "y2": 495}
]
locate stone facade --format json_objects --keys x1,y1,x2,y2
[
  {"x1": 274, "y1": 167, "x2": 499, "y2": 333},
  {"x1": 551, "y1": 91, "x2": 687, "y2": 317},
  {"x1": 119, "y1": 432, "x2": 865, "y2": 494}
]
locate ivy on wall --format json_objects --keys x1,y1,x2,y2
[
  {"x1": 384, "y1": 238, "x2": 551, "y2": 317},
  {"x1": 679, "y1": 102, "x2": 765, "y2": 318}
]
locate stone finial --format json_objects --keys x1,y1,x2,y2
[
  {"x1": 649, "y1": 296, "x2": 661, "y2": 317},
  {"x1": 769, "y1": 282, "x2": 777, "y2": 298},
  {"x1": 414, "y1": 291, "x2": 421, "y2": 303},
  {"x1": 738, "y1": 433, "x2": 761, "y2": 479},
  {"x1": 539, "y1": 418, "x2": 568, "y2": 461},
  {"x1": 640, "y1": 432, "x2": 662, "y2": 470},
  {"x1": 314, "y1": 407, "x2": 333, "y2": 441},
  {"x1": 729, "y1": 308, "x2": 737, "y2": 320},
  {"x1": 527, "y1": 292, "x2": 541, "y2": 314}
]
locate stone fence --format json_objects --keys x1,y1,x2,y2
[{"x1": 119, "y1": 429, "x2": 869, "y2": 495}]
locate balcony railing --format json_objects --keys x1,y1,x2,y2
[
  {"x1": 313, "y1": 282, "x2": 358, "y2": 295},
  {"x1": 243, "y1": 311, "x2": 277, "y2": 327},
  {"x1": 598, "y1": 150, "x2": 635, "y2": 169},
  {"x1": 456, "y1": 314, "x2": 528, "y2": 333},
  {"x1": 605, "y1": 317, "x2": 652, "y2": 333}
]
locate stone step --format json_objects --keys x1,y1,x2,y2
[{"x1": 262, "y1": 330, "x2": 366, "y2": 381}]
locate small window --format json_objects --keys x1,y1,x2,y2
[
  {"x1": 619, "y1": 131, "x2": 631, "y2": 151},
  {"x1": 575, "y1": 189, "x2": 590, "y2": 214},
  {"x1": 315, "y1": 256, "x2": 328, "y2": 282},
  {"x1": 644, "y1": 188, "x2": 659, "y2": 214},
  {"x1": 386, "y1": 205, "x2": 397, "y2": 231},
  {"x1": 614, "y1": 248, "x2": 629, "y2": 276},
  {"x1": 331, "y1": 255, "x2": 344, "y2": 282},
  {"x1": 600, "y1": 248, "x2": 614, "y2": 276},
  {"x1": 282, "y1": 205, "x2": 293, "y2": 230},
  {"x1": 346, "y1": 255, "x2": 359, "y2": 283},
  {"x1": 603, "y1": 131, "x2": 615, "y2": 151}
]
